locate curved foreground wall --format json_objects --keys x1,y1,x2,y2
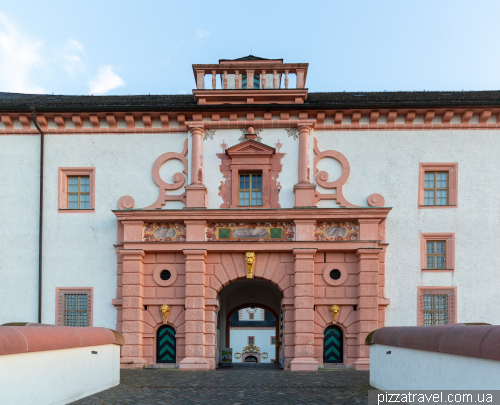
[
  {"x1": 366, "y1": 324, "x2": 500, "y2": 390},
  {"x1": 0, "y1": 324, "x2": 124, "y2": 405}
]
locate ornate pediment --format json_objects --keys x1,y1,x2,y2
[{"x1": 225, "y1": 139, "x2": 275, "y2": 156}]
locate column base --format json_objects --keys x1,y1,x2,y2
[
  {"x1": 179, "y1": 357, "x2": 210, "y2": 371},
  {"x1": 293, "y1": 183, "x2": 317, "y2": 207},
  {"x1": 290, "y1": 357, "x2": 319, "y2": 372},
  {"x1": 120, "y1": 357, "x2": 146, "y2": 369},
  {"x1": 184, "y1": 184, "x2": 207, "y2": 208},
  {"x1": 353, "y1": 357, "x2": 370, "y2": 370}
]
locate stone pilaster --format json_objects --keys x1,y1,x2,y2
[
  {"x1": 290, "y1": 248, "x2": 319, "y2": 371},
  {"x1": 120, "y1": 249, "x2": 146, "y2": 369},
  {"x1": 179, "y1": 249, "x2": 210, "y2": 370},
  {"x1": 353, "y1": 248, "x2": 382, "y2": 370}
]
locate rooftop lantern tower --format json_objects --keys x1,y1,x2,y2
[{"x1": 192, "y1": 55, "x2": 308, "y2": 105}]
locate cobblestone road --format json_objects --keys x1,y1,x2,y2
[{"x1": 72, "y1": 364, "x2": 373, "y2": 404}]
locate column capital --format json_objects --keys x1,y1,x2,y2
[
  {"x1": 119, "y1": 249, "x2": 145, "y2": 261},
  {"x1": 356, "y1": 248, "x2": 383, "y2": 260},
  {"x1": 292, "y1": 248, "x2": 317, "y2": 259},
  {"x1": 296, "y1": 122, "x2": 315, "y2": 131},
  {"x1": 183, "y1": 249, "x2": 208, "y2": 259},
  {"x1": 187, "y1": 124, "x2": 204, "y2": 134}
]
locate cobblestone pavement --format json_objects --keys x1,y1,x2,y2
[{"x1": 72, "y1": 364, "x2": 373, "y2": 405}]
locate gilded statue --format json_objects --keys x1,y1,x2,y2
[
  {"x1": 160, "y1": 304, "x2": 170, "y2": 324},
  {"x1": 245, "y1": 252, "x2": 255, "y2": 279},
  {"x1": 330, "y1": 304, "x2": 340, "y2": 323}
]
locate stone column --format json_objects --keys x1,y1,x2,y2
[
  {"x1": 293, "y1": 124, "x2": 316, "y2": 207},
  {"x1": 179, "y1": 249, "x2": 210, "y2": 370},
  {"x1": 120, "y1": 249, "x2": 146, "y2": 369},
  {"x1": 290, "y1": 248, "x2": 319, "y2": 371},
  {"x1": 204, "y1": 303, "x2": 217, "y2": 370},
  {"x1": 354, "y1": 248, "x2": 382, "y2": 370},
  {"x1": 185, "y1": 125, "x2": 207, "y2": 208}
]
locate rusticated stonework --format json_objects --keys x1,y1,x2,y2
[
  {"x1": 144, "y1": 223, "x2": 186, "y2": 241},
  {"x1": 314, "y1": 222, "x2": 359, "y2": 241},
  {"x1": 206, "y1": 222, "x2": 294, "y2": 241}
]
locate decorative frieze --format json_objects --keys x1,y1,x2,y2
[
  {"x1": 144, "y1": 223, "x2": 186, "y2": 241},
  {"x1": 206, "y1": 222, "x2": 294, "y2": 241},
  {"x1": 314, "y1": 222, "x2": 359, "y2": 241}
]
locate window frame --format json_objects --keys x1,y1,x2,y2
[
  {"x1": 420, "y1": 233, "x2": 455, "y2": 271},
  {"x1": 417, "y1": 286, "x2": 457, "y2": 326},
  {"x1": 418, "y1": 163, "x2": 458, "y2": 208},
  {"x1": 67, "y1": 176, "x2": 90, "y2": 209},
  {"x1": 55, "y1": 287, "x2": 93, "y2": 327},
  {"x1": 238, "y1": 172, "x2": 263, "y2": 207},
  {"x1": 271, "y1": 336, "x2": 276, "y2": 345},
  {"x1": 424, "y1": 171, "x2": 449, "y2": 206},
  {"x1": 58, "y1": 167, "x2": 95, "y2": 213},
  {"x1": 247, "y1": 336, "x2": 255, "y2": 345}
]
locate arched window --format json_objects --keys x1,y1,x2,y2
[
  {"x1": 323, "y1": 325, "x2": 343, "y2": 363},
  {"x1": 156, "y1": 325, "x2": 176, "y2": 363}
]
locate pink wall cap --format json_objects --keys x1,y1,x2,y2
[
  {"x1": 367, "y1": 325, "x2": 500, "y2": 362},
  {"x1": 0, "y1": 325, "x2": 124, "y2": 356}
]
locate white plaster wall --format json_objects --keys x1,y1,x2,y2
[
  {"x1": 370, "y1": 344, "x2": 500, "y2": 390},
  {"x1": 0, "y1": 344, "x2": 120, "y2": 405},
  {"x1": 0, "y1": 136, "x2": 40, "y2": 324},
  {"x1": 204, "y1": 128, "x2": 298, "y2": 209},
  {"x1": 42, "y1": 133, "x2": 187, "y2": 328},
  {"x1": 314, "y1": 130, "x2": 500, "y2": 325},
  {"x1": 230, "y1": 329, "x2": 276, "y2": 363}
]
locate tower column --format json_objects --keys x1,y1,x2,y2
[
  {"x1": 185, "y1": 125, "x2": 207, "y2": 208},
  {"x1": 290, "y1": 248, "x2": 319, "y2": 371},
  {"x1": 179, "y1": 249, "x2": 210, "y2": 370},
  {"x1": 293, "y1": 124, "x2": 316, "y2": 207}
]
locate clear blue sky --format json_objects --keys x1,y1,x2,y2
[{"x1": 1, "y1": 0, "x2": 499, "y2": 96}]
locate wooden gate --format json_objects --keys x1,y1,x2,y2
[
  {"x1": 323, "y1": 325, "x2": 343, "y2": 363},
  {"x1": 156, "y1": 325, "x2": 176, "y2": 363}
]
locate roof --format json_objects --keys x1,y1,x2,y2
[
  {"x1": 1, "y1": 90, "x2": 500, "y2": 112},
  {"x1": 219, "y1": 55, "x2": 280, "y2": 62}
]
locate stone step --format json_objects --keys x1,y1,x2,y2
[
  {"x1": 144, "y1": 364, "x2": 179, "y2": 369},
  {"x1": 319, "y1": 364, "x2": 353, "y2": 369}
]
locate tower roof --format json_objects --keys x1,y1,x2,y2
[{"x1": 219, "y1": 55, "x2": 282, "y2": 63}]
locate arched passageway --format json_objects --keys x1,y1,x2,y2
[{"x1": 217, "y1": 279, "x2": 282, "y2": 367}]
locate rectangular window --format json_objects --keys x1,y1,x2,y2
[
  {"x1": 271, "y1": 336, "x2": 276, "y2": 345},
  {"x1": 423, "y1": 294, "x2": 448, "y2": 326},
  {"x1": 239, "y1": 173, "x2": 262, "y2": 206},
  {"x1": 249, "y1": 313, "x2": 254, "y2": 320},
  {"x1": 248, "y1": 336, "x2": 255, "y2": 345},
  {"x1": 417, "y1": 287, "x2": 456, "y2": 326},
  {"x1": 58, "y1": 167, "x2": 95, "y2": 212},
  {"x1": 68, "y1": 176, "x2": 90, "y2": 209},
  {"x1": 424, "y1": 172, "x2": 448, "y2": 206},
  {"x1": 426, "y1": 241, "x2": 446, "y2": 269},
  {"x1": 56, "y1": 288, "x2": 93, "y2": 326}
]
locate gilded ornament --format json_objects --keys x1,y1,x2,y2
[
  {"x1": 330, "y1": 305, "x2": 340, "y2": 323},
  {"x1": 234, "y1": 352, "x2": 241, "y2": 359},
  {"x1": 262, "y1": 352, "x2": 268, "y2": 359},
  {"x1": 160, "y1": 305, "x2": 170, "y2": 324},
  {"x1": 245, "y1": 252, "x2": 255, "y2": 279},
  {"x1": 243, "y1": 344, "x2": 260, "y2": 353},
  {"x1": 275, "y1": 339, "x2": 281, "y2": 349}
]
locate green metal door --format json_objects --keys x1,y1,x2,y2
[
  {"x1": 323, "y1": 326, "x2": 343, "y2": 363},
  {"x1": 157, "y1": 325, "x2": 176, "y2": 363}
]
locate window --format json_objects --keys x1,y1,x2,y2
[
  {"x1": 418, "y1": 163, "x2": 458, "y2": 208},
  {"x1": 420, "y1": 233, "x2": 455, "y2": 271},
  {"x1": 271, "y1": 336, "x2": 276, "y2": 345},
  {"x1": 426, "y1": 241, "x2": 445, "y2": 269},
  {"x1": 58, "y1": 167, "x2": 95, "y2": 212},
  {"x1": 68, "y1": 176, "x2": 90, "y2": 209},
  {"x1": 239, "y1": 173, "x2": 262, "y2": 206},
  {"x1": 417, "y1": 287, "x2": 456, "y2": 326},
  {"x1": 424, "y1": 172, "x2": 448, "y2": 205},
  {"x1": 56, "y1": 287, "x2": 93, "y2": 326},
  {"x1": 249, "y1": 313, "x2": 254, "y2": 320},
  {"x1": 248, "y1": 336, "x2": 255, "y2": 345}
]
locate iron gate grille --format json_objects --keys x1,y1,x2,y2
[{"x1": 57, "y1": 289, "x2": 92, "y2": 327}]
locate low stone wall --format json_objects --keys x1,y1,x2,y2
[
  {"x1": 0, "y1": 323, "x2": 124, "y2": 405},
  {"x1": 366, "y1": 324, "x2": 500, "y2": 390}
]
